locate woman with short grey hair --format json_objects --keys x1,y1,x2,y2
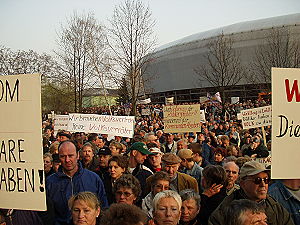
[
  {"x1": 148, "y1": 190, "x2": 182, "y2": 225},
  {"x1": 179, "y1": 189, "x2": 201, "y2": 225}
]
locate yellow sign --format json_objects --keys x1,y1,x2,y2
[
  {"x1": 272, "y1": 68, "x2": 300, "y2": 179},
  {"x1": 163, "y1": 104, "x2": 202, "y2": 133},
  {"x1": 0, "y1": 74, "x2": 46, "y2": 210}
]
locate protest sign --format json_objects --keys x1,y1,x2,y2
[
  {"x1": 141, "y1": 108, "x2": 151, "y2": 116},
  {"x1": 54, "y1": 115, "x2": 69, "y2": 135},
  {"x1": 272, "y1": 68, "x2": 300, "y2": 178},
  {"x1": 231, "y1": 97, "x2": 239, "y2": 104},
  {"x1": 0, "y1": 74, "x2": 46, "y2": 210},
  {"x1": 200, "y1": 96, "x2": 209, "y2": 103},
  {"x1": 254, "y1": 154, "x2": 272, "y2": 168},
  {"x1": 163, "y1": 104, "x2": 202, "y2": 133},
  {"x1": 67, "y1": 113, "x2": 135, "y2": 138},
  {"x1": 200, "y1": 110, "x2": 206, "y2": 123},
  {"x1": 240, "y1": 106, "x2": 272, "y2": 129}
]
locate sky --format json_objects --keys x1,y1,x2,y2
[{"x1": 1, "y1": 0, "x2": 300, "y2": 55}]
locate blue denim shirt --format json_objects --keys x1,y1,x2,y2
[{"x1": 269, "y1": 181, "x2": 300, "y2": 225}]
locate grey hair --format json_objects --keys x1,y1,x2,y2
[
  {"x1": 153, "y1": 190, "x2": 182, "y2": 212},
  {"x1": 224, "y1": 199, "x2": 265, "y2": 225},
  {"x1": 43, "y1": 152, "x2": 53, "y2": 162},
  {"x1": 179, "y1": 189, "x2": 201, "y2": 210}
]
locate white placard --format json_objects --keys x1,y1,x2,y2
[
  {"x1": 241, "y1": 106, "x2": 272, "y2": 129},
  {"x1": 67, "y1": 113, "x2": 135, "y2": 138},
  {"x1": 54, "y1": 115, "x2": 69, "y2": 135},
  {"x1": 271, "y1": 68, "x2": 300, "y2": 178}
]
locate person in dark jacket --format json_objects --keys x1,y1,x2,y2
[
  {"x1": 243, "y1": 136, "x2": 269, "y2": 158},
  {"x1": 46, "y1": 140, "x2": 108, "y2": 225},
  {"x1": 128, "y1": 142, "x2": 154, "y2": 198},
  {"x1": 198, "y1": 165, "x2": 227, "y2": 225},
  {"x1": 209, "y1": 161, "x2": 294, "y2": 225}
]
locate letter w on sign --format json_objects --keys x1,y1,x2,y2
[{"x1": 285, "y1": 79, "x2": 300, "y2": 102}]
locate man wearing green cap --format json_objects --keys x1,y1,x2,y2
[
  {"x1": 208, "y1": 161, "x2": 294, "y2": 225},
  {"x1": 128, "y1": 142, "x2": 154, "y2": 198}
]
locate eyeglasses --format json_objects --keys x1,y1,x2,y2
[
  {"x1": 245, "y1": 177, "x2": 270, "y2": 185},
  {"x1": 115, "y1": 191, "x2": 133, "y2": 198}
]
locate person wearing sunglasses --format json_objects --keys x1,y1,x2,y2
[{"x1": 208, "y1": 161, "x2": 295, "y2": 225}]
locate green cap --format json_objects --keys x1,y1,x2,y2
[{"x1": 129, "y1": 142, "x2": 154, "y2": 155}]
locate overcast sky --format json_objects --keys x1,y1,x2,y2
[{"x1": 1, "y1": 0, "x2": 300, "y2": 54}]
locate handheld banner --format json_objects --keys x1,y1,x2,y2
[
  {"x1": 272, "y1": 68, "x2": 300, "y2": 178},
  {"x1": 67, "y1": 114, "x2": 135, "y2": 138},
  {"x1": 163, "y1": 104, "x2": 202, "y2": 133},
  {"x1": 0, "y1": 74, "x2": 46, "y2": 210}
]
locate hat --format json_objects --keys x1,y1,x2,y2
[
  {"x1": 239, "y1": 161, "x2": 270, "y2": 179},
  {"x1": 162, "y1": 153, "x2": 181, "y2": 164},
  {"x1": 149, "y1": 147, "x2": 163, "y2": 155},
  {"x1": 129, "y1": 142, "x2": 154, "y2": 155},
  {"x1": 98, "y1": 146, "x2": 111, "y2": 156},
  {"x1": 177, "y1": 149, "x2": 193, "y2": 159}
]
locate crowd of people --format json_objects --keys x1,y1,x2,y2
[{"x1": 1, "y1": 99, "x2": 299, "y2": 225}]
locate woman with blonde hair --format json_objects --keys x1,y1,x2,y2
[{"x1": 68, "y1": 192, "x2": 100, "y2": 225}]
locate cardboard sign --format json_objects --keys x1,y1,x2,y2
[
  {"x1": 200, "y1": 96, "x2": 209, "y2": 103},
  {"x1": 67, "y1": 114, "x2": 135, "y2": 138},
  {"x1": 200, "y1": 110, "x2": 206, "y2": 123},
  {"x1": 141, "y1": 108, "x2": 151, "y2": 116},
  {"x1": 0, "y1": 74, "x2": 46, "y2": 210},
  {"x1": 163, "y1": 104, "x2": 202, "y2": 133},
  {"x1": 231, "y1": 97, "x2": 240, "y2": 104},
  {"x1": 54, "y1": 115, "x2": 69, "y2": 135},
  {"x1": 240, "y1": 106, "x2": 272, "y2": 129},
  {"x1": 272, "y1": 68, "x2": 300, "y2": 178}
]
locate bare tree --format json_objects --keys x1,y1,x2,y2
[
  {"x1": 194, "y1": 33, "x2": 245, "y2": 103},
  {"x1": 107, "y1": 0, "x2": 156, "y2": 116},
  {"x1": 0, "y1": 46, "x2": 56, "y2": 82},
  {"x1": 250, "y1": 28, "x2": 300, "y2": 86},
  {"x1": 55, "y1": 12, "x2": 107, "y2": 112}
]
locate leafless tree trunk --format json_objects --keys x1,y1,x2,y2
[
  {"x1": 250, "y1": 28, "x2": 300, "y2": 88},
  {"x1": 55, "y1": 12, "x2": 106, "y2": 112},
  {"x1": 107, "y1": 0, "x2": 156, "y2": 116},
  {"x1": 194, "y1": 33, "x2": 245, "y2": 104}
]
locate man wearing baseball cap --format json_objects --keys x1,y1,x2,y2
[
  {"x1": 209, "y1": 161, "x2": 294, "y2": 225},
  {"x1": 128, "y1": 142, "x2": 154, "y2": 198}
]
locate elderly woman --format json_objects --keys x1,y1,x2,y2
[
  {"x1": 68, "y1": 192, "x2": 100, "y2": 225},
  {"x1": 179, "y1": 189, "x2": 201, "y2": 225},
  {"x1": 113, "y1": 174, "x2": 141, "y2": 205},
  {"x1": 148, "y1": 190, "x2": 182, "y2": 225},
  {"x1": 80, "y1": 142, "x2": 100, "y2": 173},
  {"x1": 104, "y1": 155, "x2": 128, "y2": 205}
]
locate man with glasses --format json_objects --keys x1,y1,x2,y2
[{"x1": 209, "y1": 161, "x2": 294, "y2": 225}]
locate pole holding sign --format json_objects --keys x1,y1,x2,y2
[{"x1": 0, "y1": 74, "x2": 46, "y2": 210}]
